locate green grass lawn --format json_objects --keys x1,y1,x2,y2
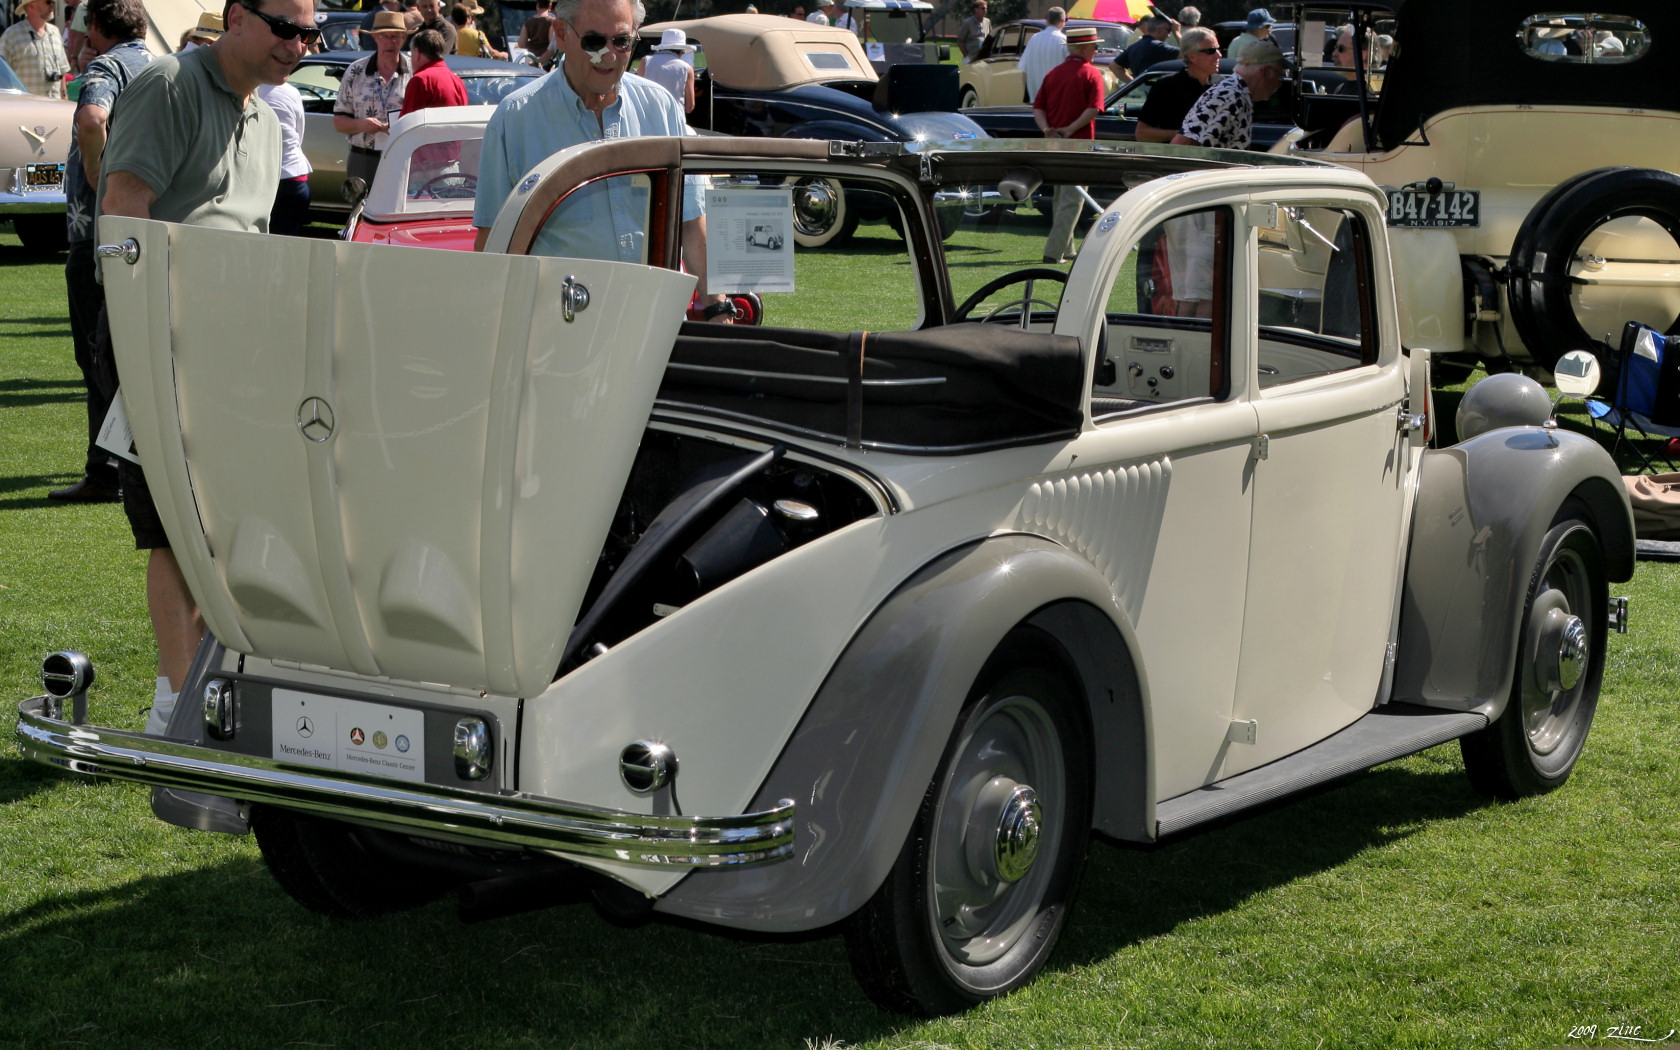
[{"x1": 2, "y1": 227, "x2": 1677, "y2": 1049}]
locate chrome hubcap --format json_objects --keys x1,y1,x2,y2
[
  {"x1": 1522, "y1": 540, "x2": 1592, "y2": 755},
  {"x1": 929, "y1": 691, "x2": 1065, "y2": 967},
  {"x1": 793, "y1": 180, "x2": 838, "y2": 236},
  {"x1": 966, "y1": 778, "x2": 1042, "y2": 885}
]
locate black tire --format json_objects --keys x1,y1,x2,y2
[
  {"x1": 1461, "y1": 506, "x2": 1607, "y2": 800},
  {"x1": 251, "y1": 806, "x2": 459, "y2": 919},
  {"x1": 842, "y1": 659, "x2": 1092, "y2": 1015},
  {"x1": 1506, "y1": 166, "x2": 1680, "y2": 372},
  {"x1": 791, "y1": 176, "x2": 858, "y2": 249},
  {"x1": 11, "y1": 214, "x2": 67, "y2": 254}
]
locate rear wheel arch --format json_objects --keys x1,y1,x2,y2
[{"x1": 652, "y1": 535, "x2": 1144, "y2": 933}]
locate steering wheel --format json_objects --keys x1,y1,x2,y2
[
  {"x1": 414, "y1": 173, "x2": 477, "y2": 200},
  {"x1": 953, "y1": 266, "x2": 1068, "y2": 328},
  {"x1": 952, "y1": 266, "x2": 1113, "y2": 387}
]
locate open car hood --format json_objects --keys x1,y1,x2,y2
[{"x1": 99, "y1": 218, "x2": 696, "y2": 698}]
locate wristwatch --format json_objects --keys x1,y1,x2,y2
[{"x1": 701, "y1": 299, "x2": 736, "y2": 321}]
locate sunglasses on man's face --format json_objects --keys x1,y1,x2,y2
[
  {"x1": 244, "y1": 5, "x2": 322, "y2": 43},
  {"x1": 577, "y1": 30, "x2": 636, "y2": 54},
  {"x1": 1192, "y1": 46, "x2": 1221, "y2": 54}
]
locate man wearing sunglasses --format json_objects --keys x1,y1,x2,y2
[
  {"x1": 1134, "y1": 26, "x2": 1218, "y2": 143},
  {"x1": 90, "y1": 0, "x2": 315, "y2": 737},
  {"x1": 472, "y1": 0, "x2": 733, "y2": 322}
]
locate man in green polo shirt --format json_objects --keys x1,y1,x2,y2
[{"x1": 95, "y1": 0, "x2": 317, "y2": 733}]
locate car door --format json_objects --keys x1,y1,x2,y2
[
  {"x1": 96, "y1": 179, "x2": 697, "y2": 700},
  {"x1": 1223, "y1": 189, "x2": 1413, "y2": 774},
  {"x1": 977, "y1": 24, "x2": 1027, "y2": 105},
  {"x1": 1056, "y1": 178, "x2": 1261, "y2": 801}
]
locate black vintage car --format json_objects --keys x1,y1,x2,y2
[{"x1": 638, "y1": 14, "x2": 986, "y2": 245}]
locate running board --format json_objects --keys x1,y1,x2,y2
[{"x1": 1154, "y1": 703, "x2": 1488, "y2": 839}]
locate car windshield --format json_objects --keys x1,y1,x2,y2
[
  {"x1": 401, "y1": 137, "x2": 483, "y2": 205},
  {"x1": 0, "y1": 57, "x2": 27, "y2": 93}
]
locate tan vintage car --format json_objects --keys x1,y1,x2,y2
[
  {"x1": 958, "y1": 19, "x2": 1128, "y2": 109},
  {"x1": 1277, "y1": 0, "x2": 1680, "y2": 380},
  {"x1": 1, "y1": 56, "x2": 73, "y2": 252}
]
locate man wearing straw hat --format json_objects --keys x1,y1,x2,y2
[
  {"x1": 334, "y1": 10, "x2": 411, "y2": 187},
  {"x1": 2, "y1": 0, "x2": 71, "y2": 97},
  {"x1": 1032, "y1": 23, "x2": 1103, "y2": 264},
  {"x1": 639, "y1": 27, "x2": 695, "y2": 113},
  {"x1": 180, "y1": 10, "x2": 225, "y2": 50}
]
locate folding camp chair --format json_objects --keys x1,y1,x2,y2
[{"x1": 1584, "y1": 320, "x2": 1680, "y2": 474}]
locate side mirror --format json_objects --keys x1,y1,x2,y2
[{"x1": 1553, "y1": 348, "x2": 1602, "y2": 398}]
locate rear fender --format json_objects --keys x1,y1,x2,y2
[
  {"x1": 1392, "y1": 428, "x2": 1633, "y2": 719},
  {"x1": 652, "y1": 533, "x2": 1148, "y2": 933}
]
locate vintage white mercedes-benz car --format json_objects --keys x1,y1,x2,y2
[{"x1": 18, "y1": 137, "x2": 1635, "y2": 1015}]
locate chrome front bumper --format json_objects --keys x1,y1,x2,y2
[{"x1": 16, "y1": 696, "x2": 795, "y2": 868}]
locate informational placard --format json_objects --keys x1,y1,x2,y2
[
  {"x1": 95, "y1": 391, "x2": 140, "y2": 464},
  {"x1": 705, "y1": 187, "x2": 796, "y2": 294},
  {"x1": 866, "y1": 41, "x2": 885, "y2": 62}
]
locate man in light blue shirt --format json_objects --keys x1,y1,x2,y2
[{"x1": 472, "y1": 0, "x2": 731, "y2": 320}]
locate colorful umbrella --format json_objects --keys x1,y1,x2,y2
[{"x1": 1066, "y1": 0, "x2": 1152, "y2": 23}]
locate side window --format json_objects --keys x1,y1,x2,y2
[
  {"x1": 1094, "y1": 206, "x2": 1232, "y2": 416},
  {"x1": 1253, "y1": 204, "x2": 1377, "y2": 388},
  {"x1": 705, "y1": 172, "x2": 924, "y2": 333},
  {"x1": 997, "y1": 26, "x2": 1023, "y2": 57}
]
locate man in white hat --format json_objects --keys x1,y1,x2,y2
[
  {"x1": 806, "y1": 0, "x2": 831, "y2": 25},
  {"x1": 334, "y1": 9, "x2": 411, "y2": 187},
  {"x1": 639, "y1": 27, "x2": 694, "y2": 113},
  {"x1": 181, "y1": 10, "x2": 225, "y2": 49},
  {"x1": 2, "y1": 0, "x2": 71, "y2": 97},
  {"x1": 472, "y1": 0, "x2": 733, "y2": 322}
]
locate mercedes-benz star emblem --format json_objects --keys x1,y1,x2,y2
[
  {"x1": 296, "y1": 396, "x2": 335, "y2": 442},
  {"x1": 296, "y1": 716, "x2": 314, "y2": 738}
]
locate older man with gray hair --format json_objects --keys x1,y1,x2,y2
[
  {"x1": 1018, "y1": 6, "x2": 1066, "y2": 103},
  {"x1": 472, "y1": 0, "x2": 733, "y2": 321},
  {"x1": 1172, "y1": 37, "x2": 1283, "y2": 150}
]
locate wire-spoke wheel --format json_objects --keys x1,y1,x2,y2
[
  {"x1": 844, "y1": 656, "x2": 1091, "y2": 1015},
  {"x1": 1462, "y1": 506, "x2": 1607, "y2": 799}
]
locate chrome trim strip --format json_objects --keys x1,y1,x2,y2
[
  {"x1": 15, "y1": 697, "x2": 794, "y2": 868},
  {"x1": 668, "y1": 361, "x2": 947, "y2": 388}
]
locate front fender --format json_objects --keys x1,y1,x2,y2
[
  {"x1": 653, "y1": 533, "x2": 1143, "y2": 933},
  {"x1": 1392, "y1": 427, "x2": 1634, "y2": 718}
]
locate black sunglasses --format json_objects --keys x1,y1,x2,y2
[
  {"x1": 578, "y1": 30, "x2": 635, "y2": 52},
  {"x1": 1192, "y1": 46, "x2": 1222, "y2": 53},
  {"x1": 242, "y1": 5, "x2": 322, "y2": 43}
]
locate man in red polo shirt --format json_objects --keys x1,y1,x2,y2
[
  {"x1": 1032, "y1": 24, "x2": 1103, "y2": 264},
  {"x1": 399, "y1": 28, "x2": 468, "y2": 189}
]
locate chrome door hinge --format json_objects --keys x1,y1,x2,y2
[
  {"x1": 918, "y1": 153, "x2": 941, "y2": 186},
  {"x1": 1254, "y1": 433, "x2": 1270, "y2": 460},
  {"x1": 1397, "y1": 404, "x2": 1426, "y2": 433},
  {"x1": 1384, "y1": 641, "x2": 1398, "y2": 670}
]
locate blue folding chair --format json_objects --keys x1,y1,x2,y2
[{"x1": 1585, "y1": 321, "x2": 1680, "y2": 473}]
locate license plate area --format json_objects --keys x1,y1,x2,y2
[
  {"x1": 271, "y1": 688, "x2": 427, "y2": 784},
  {"x1": 25, "y1": 162, "x2": 65, "y2": 191},
  {"x1": 1386, "y1": 188, "x2": 1479, "y2": 228}
]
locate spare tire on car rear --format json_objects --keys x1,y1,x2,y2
[{"x1": 1506, "y1": 166, "x2": 1680, "y2": 372}]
